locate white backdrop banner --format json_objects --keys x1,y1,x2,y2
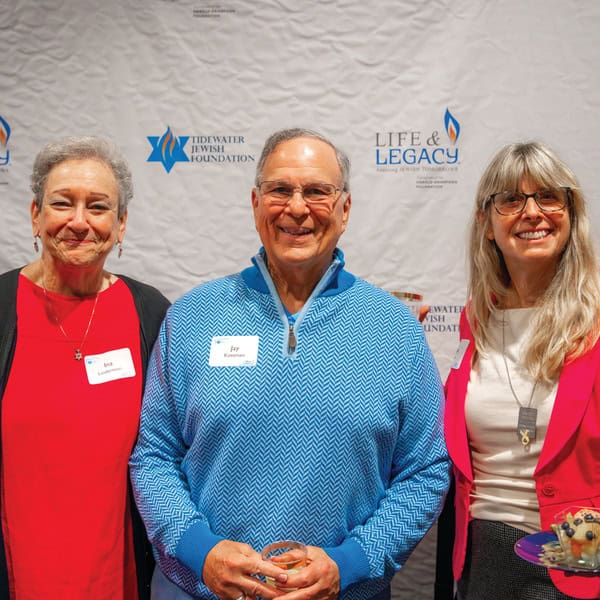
[{"x1": 2, "y1": 0, "x2": 600, "y2": 377}]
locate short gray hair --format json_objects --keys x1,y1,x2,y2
[
  {"x1": 31, "y1": 136, "x2": 133, "y2": 218},
  {"x1": 255, "y1": 128, "x2": 351, "y2": 192}
]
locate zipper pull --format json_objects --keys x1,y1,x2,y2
[{"x1": 288, "y1": 324, "x2": 297, "y2": 353}]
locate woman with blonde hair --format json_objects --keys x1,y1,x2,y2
[{"x1": 437, "y1": 141, "x2": 600, "y2": 599}]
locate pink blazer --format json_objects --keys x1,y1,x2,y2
[{"x1": 445, "y1": 309, "x2": 600, "y2": 599}]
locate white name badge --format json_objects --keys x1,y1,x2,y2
[
  {"x1": 209, "y1": 336, "x2": 259, "y2": 367},
  {"x1": 450, "y1": 339, "x2": 470, "y2": 370},
  {"x1": 84, "y1": 348, "x2": 136, "y2": 385}
]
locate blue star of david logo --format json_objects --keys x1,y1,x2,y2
[{"x1": 147, "y1": 126, "x2": 189, "y2": 173}]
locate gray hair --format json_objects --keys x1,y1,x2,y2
[
  {"x1": 255, "y1": 128, "x2": 351, "y2": 192},
  {"x1": 30, "y1": 136, "x2": 133, "y2": 218}
]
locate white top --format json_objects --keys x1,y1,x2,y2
[{"x1": 465, "y1": 308, "x2": 558, "y2": 533}]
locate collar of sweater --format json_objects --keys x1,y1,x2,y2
[{"x1": 241, "y1": 247, "x2": 355, "y2": 297}]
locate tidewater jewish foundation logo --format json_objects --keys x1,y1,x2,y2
[
  {"x1": 147, "y1": 126, "x2": 190, "y2": 173},
  {"x1": 147, "y1": 126, "x2": 255, "y2": 173}
]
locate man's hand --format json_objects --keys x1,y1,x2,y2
[
  {"x1": 203, "y1": 540, "x2": 289, "y2": 600},
  {"x1": 274, "y1": 546, "x2": 340, "y2": 600}
]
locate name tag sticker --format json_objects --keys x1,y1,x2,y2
[
  {"x1": 84, "y1": 347, "x2": 136, "y2": 385},
  {"x1": 209, "y1": 336, "x2": 259, "y2": 367},
  {"x1": 451, "y1": 339, "x2": 470, "y2": 370}
]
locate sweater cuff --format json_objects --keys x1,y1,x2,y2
[
  {"x1": 175, "y1": 521, "x2": 225, "y2": 581},
  {"x1": 324, "y1": 538, "x2": 370, "y2": 591}
]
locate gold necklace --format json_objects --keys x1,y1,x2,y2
[{"x1": 41, "y1": 280, "x2": 99, "y2": 361}]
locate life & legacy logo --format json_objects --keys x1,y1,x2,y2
[{"x1": 375, "y1": 107, "x2": 461, "y2": 189}]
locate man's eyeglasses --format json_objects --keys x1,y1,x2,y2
[
  {"x1": 488, "y1": 187, "x2": 571, "y2": 216},
  {"x1": 257, "y1": 181, "x2": 343, "y2": 208}
]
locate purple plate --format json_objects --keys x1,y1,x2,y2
[{"x1": 514, "y1": 531, "x2": 600, "y2": 574}]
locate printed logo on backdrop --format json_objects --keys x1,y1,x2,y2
[
  {"x1": 147, "y1": 127, "x2": 190, "y2": 173},
  {"x1": 422, "y1": 304, "x2": 464, "y2": 334},
  {"x1": 0, "y1": 114, "x2": 10, "y2": 165},
  {"x1": 193, "y1": 4, "x2": 237, "y2": 18},
  {"x1": 0, "y1": 114, "x2": 10, "y2": 183},
  {"x1": 375, "y1": 108, "x2": 461, "y2": 189},
  {"x1": 147, "y1": 125, "x2": 255, "y2": 173},
  {"x1": 390, "y1": 292, "x2": 463, "y2": 338},
  {"x1": 155, "y1": 0, "x2": 238, "y2": 19},
  {"x1": 422, "y1": 303, "x2": 465, "y2": 369}
]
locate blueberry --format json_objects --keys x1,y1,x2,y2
[
  {"x1": 567, "y1": 528, "x2": 575, "y2": 537},
  {"x1": 586, "y1": 531, "x2": 595, "y2": 540},
  {"x1": 574, "y1": 518, "x2": 583, "y2": 525},
  {"x1": 561, "y1": 521, "x2": 570, "y2": 530},
  {"x1": 584, "y1": 514, "x2": 594, "y2": 522}
]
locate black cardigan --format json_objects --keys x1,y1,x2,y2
[{"x1": 0, "y1": 268, "x2": 170, "y2": 599}]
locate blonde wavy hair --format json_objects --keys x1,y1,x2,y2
[{"x1": 468, "y1": 141, "x2": 600, "y2": 383}]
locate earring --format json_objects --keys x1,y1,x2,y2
[
  {"x1": 33, "y1": 236, "x2": 39, "y2": 253},
  {"x1": 118, "y1": 243, "x2": 123, "y2": 259}
]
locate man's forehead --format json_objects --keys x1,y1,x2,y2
[
  {"x1": 273, "y1": 137, "x2": 325, "y2": 156},
  {"x1": 262, "y1": 137, "x2": 339, "y2": 173}
]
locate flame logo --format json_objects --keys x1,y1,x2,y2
[
  {"x1": 444, "y1": 108, "x2": 460, "y2": 144},
  {"x1": 0, "y1": 114, "x2": 11, "y2": 148},
  {"x1": 160, "y1": 127, "x2": 177, "y2": 159},
  {"x1": 147, "y1": 126, "x2": 189, "y2": 173}
]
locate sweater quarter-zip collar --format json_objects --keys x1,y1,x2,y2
[{"x1": 253, "y1": 251, "x2": 344, "y2": 357}]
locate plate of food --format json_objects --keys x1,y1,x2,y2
[{"x1": 514, "y1": 507, "x2": 600, "y2": 573}]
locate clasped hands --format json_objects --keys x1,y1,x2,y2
[{"x1": 203, "y1": 540, "x2": 340, "y2": 600}]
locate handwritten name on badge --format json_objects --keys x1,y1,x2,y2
[
  {"x1": 209, "y1": 336, "x2": 258, "y2": 367},
  {"x1": 84, "y1": 348, "x2": 136, "y2": 385}
]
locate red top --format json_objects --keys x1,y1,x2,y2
[{"x1": 1, "y1": 275, "x2": 142, "y2": 599}]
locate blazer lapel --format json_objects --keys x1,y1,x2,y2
[
  {"x1": 445, "y1": 332, "x2": 475, "y2": 481},
  {"x1": 536, "y1": 339, "x2": 600, "y2": 473}
]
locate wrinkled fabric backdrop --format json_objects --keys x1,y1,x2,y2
[{"x1": 2, "y1": 1, "x2": 599, "y2": 597}]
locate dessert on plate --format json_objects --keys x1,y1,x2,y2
[{"x1": 551, "y1": 507, "x2": 600, "y2": 569}]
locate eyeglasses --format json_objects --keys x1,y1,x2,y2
[
  {"x1": 488, "y1": 187, "x2": 571, "y2": 216},
  {"x1": 257, "y1": 180, "x2": 344, "y2": 208}
]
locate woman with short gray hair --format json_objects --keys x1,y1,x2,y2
[{"x1": 0, "y1": 136, "x2": 170, "y2": 599}]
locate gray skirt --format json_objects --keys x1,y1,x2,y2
[{"x1": 457, "y1": 519, "x2": 579, "y2": 600}]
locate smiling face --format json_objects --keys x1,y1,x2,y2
[
  {"x1": 487, "y1": 177, "x2": 571, "y2": 277},
  {"x1": 252, "y1": 137, "x2": 351, "y2": 282},
  {"x1": 31, "y1": 158, "x2": 127, "y2": 272}
]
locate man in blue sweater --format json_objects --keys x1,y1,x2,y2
[{"x1": 130, "y1": 128, "x2": 450, "y2": 600}]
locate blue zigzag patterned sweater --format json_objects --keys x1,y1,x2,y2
[{"x1": 130, "y1": 249, "x2": 450, "y2": 599}]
